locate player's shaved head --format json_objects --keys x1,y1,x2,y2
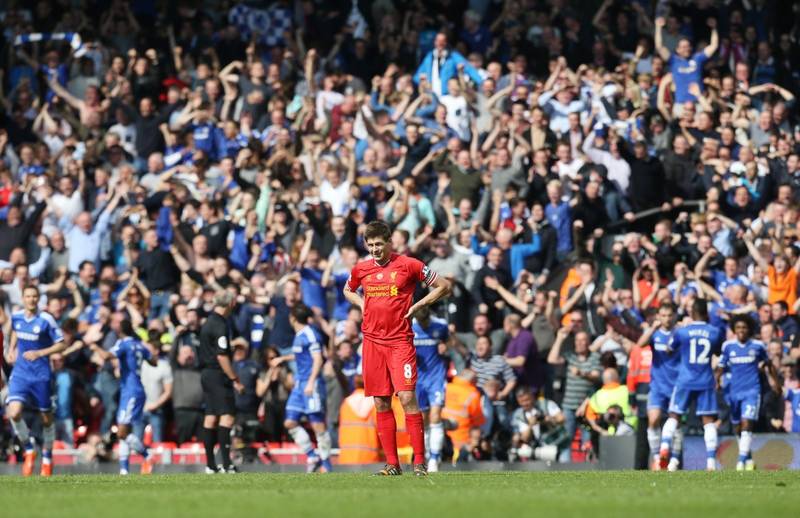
[{"x1": 691, "y1": 299, "x2": 709, "y2": 321}]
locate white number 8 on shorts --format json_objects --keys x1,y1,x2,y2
[{"x1": 403, "y1": 363, "x2": 413, "y2": 379}]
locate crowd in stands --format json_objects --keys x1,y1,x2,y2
[{"x1": 1, "y1": 0, "x2": 800, "y2": 466}]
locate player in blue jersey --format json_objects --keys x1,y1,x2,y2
[
  {"x1": 716, "y1": 315, "x2": 780, "y2": 471},
  {"x1": 411, "y1": 306, "x2": 450, "y2": 473},
  {"x1": 5, "y1": 285, "x2": 66, "y2": 477},
  {"x1": 271, "y1": 303, "x2": 332, "y2": 473},
  {"x1": 660, "y1": 299, "x2": 724, "y2": 471},
  {"x1": 636, "y1": 303, "x2": 683, "y2": 471},
  {"x1": 89, "y1": 320, "x2": 158, "y2": 475}
]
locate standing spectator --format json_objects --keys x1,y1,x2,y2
[
  {"x1": 135, "y1": 234, "x2": 179, "y2": 320},
  {"x1": 469, "y1": 335, "x2": 517, "y2": 435},
  {"x1": 655, "y1": 17, "x2": 718, "y2": 106},
  {"x1": 503, "y1": 314, "x2": 541, "y2": 395},
  {"x1": 414, "y1": 33, "x2": 483, "y2": 96},
  {"x1": 140, "y1": 335, "x2": 173, "y2": 443},
  {"x1": 170, "y1": 313, "x2": 204, "y2": 444},
  {"x1": 548, "y1": 328, "x2": 601, "y2": 462}
]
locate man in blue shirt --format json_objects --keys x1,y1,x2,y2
[
  {"x1": 271, "y1": 304, "x2": 332, "y2": 473},
  {"x1": 716, "y1": 315, "x2": 780, "y2": 471},
  {"x1": 636, "y1": 303, "x2": 682, "y2": 471},
  {"x1": 414, "y1": 32, "x2": 483, "y2": 95},
  {"x1": 545, "y1": 180, "x2": 572, "y2": 258},
  {"x1": 412, "y1": 306, "x2": 450, "y2": 472},
  {"x1": 659, "y1": 299, "x2": 723, "y2": 471},
  {"x1": 655, "y1": 16, "x2": 718, "y2": 105},
  {"x1": 90, "y1": 320, "x2": 158, "y2": 475},
  {"x1": 5, "y1": 285, "x2": 65, "y2": 477}
]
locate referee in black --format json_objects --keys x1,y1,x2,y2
[{"x1": 199, "y1": 291, "x2": 244, "y2": 473}]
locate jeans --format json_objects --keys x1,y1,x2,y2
[
  {"x1": 55, "y1": 418, "x2": 74, "y2": 444},
  {"x1": 133, "y1": 410, "x2": 165, "y2": 443},
  {"x1": 561, "y1": 408, "x2": 589, "y2": 463},
  {"x1": 149, "y1": 290, "x2": 173, "y2": 320},
  {"x1": 480, "y1": 394, "x2": 511, "y2": 436},
  {"x1": 93, "y1": 370, "x2": 119, "y2": 435}
]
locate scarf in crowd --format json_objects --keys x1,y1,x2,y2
[{"x1": 13, "y1": 32, "x2": 87, "y2": 57}]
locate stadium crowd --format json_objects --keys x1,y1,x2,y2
[{"x1": 1, "y1": 0, "x2": 800, "y2": 469}]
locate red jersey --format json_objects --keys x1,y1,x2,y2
[{"x1": 347, "y1": 253, "x2": 438, "y2": 346}]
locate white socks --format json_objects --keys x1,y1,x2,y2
[
  {"x1": 660, "y1": 417, "x2": 678, "y2": 453},
  {"x1": 11, "y1": 418, "x2": 30, "y2": 445},
  {"x1": 429, "y1": 422, "x2": 444, "y2": 461},
  {"x1": 316, "y1": 430, "x2": 332, "y2": 461},
  {"x1": 288, "y1": 426, "x2": 314, "y2": 456},
  {"x1": 647, "y1": 427, "x2": 661, "y2": 458},
  {"x1": 119, "y1": 437, "x2": 131, "y2": 462},
  {"x1": 704, "y1": 423, "x2": 718, "y2": 468},
  {"x1": 126, "y1": 433, "x2": 147, "y2": 455},
  {"x1": 42, "y1": 423, "x2": 55, "y2": 451},
  {"x1": 739, "y1": 430, "x2": 753, "y2": 462}
]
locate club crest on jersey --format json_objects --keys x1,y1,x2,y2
[
  {"x1": 390, "y1": 271, "x2": 397, "y2": 280},
  {"x1": 33, "y1": 326, "x2": 40, "y2": 333}
]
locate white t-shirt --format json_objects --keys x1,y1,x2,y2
[
  {"x1": 320, "y1": 179, "x2": 351, "y2": 216},
  {"x1": 438, "y1": 94, "x2": 471, "y2": 141},
  {"x1": 555, "y1": 158, "x2": 585, "y2": 181}
]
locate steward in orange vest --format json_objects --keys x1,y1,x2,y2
[
  {"x1": 441, "y1": 369, "x2": 485, "y2": 451},
  {"x1": 338, "y1": 377, "x2": 381, "y2": 464}
]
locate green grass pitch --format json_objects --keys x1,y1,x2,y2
[{"x1": 2, "y1": 471, "x2": 799, "y2": 518}]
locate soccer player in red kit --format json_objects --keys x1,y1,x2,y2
[{"x1": 344, "y1": 221, "x2": 452, "y2": 476}]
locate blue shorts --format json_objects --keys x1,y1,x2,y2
[
  {"x1": 117, "y1": 392, "x2": 145, "y2": 426},
  {"x1": 285, "y1": 380, "x2": 326, "y2": 424},
  {"x1": 669, "y1": 385, "x2": 718, "y2": 416},
  {"x1": 5, "y1": 375, "x2": 52, "y2": 412},
  {"x1": 647, "y1": 383, "x2": 674, "y2": 412},
  {"x1": 416, "y1": 376, "x2": 446, "y2": 411},
  {"x1": 729, "y1": 391, "x2": 761, "y2": 424}
]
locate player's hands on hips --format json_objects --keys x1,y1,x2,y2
[
  {"x1": 22, "y1": 350, "x2": 41, "y2": 361},
  {"x1": 404, "y1": 304, "x2": 419, "y2": 320},
  {"x1": 233, "y1": 380, "x2": 245, "y2": 394},
  {"x1": 303, "y1": 383, "x2": 314, "y2": 396}
]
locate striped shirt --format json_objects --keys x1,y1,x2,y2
[
  {"x1": 562, "y1": 352, "x2": 601, "y2": 410},
  {"x1": 469, "y1": 354, "x2": 516, "y2": 390}
]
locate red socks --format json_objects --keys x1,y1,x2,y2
[
  {"x1": 376, "y1": 410, "x2": 399, "y2": 466},
  {"x1": 405, "y1": 412, "x2": 425, "y2": 465}
]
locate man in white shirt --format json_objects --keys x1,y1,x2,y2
[
  {"x1": 554, "y1": 141, "x2": 584, "y2": 182},
  {"x1": 319, "y1": 157, "x2": 351, "y2": 217},
  {"x1": 436, "y1": 78, "x2": 471, "y2": 141}
]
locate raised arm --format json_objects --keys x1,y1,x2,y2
[
  {"x1": 703, "y1": 18, "x2": 719, "y2": 58},
  {"x1": 743, "y1": 234, "x2": 770, "y2": 272},
  {"x1": 483, "y1": 275, "x2": 529, "y2": 314},
  {"x1": 654, "y1": 17, "x2": 671, "y2": 61},
  {"x1": 693, "y1": 248, "x2": 718, "y2": 281},
  {"x1": 548, "y1": 328, "x2": 569, "y2": 365},
  {"x1": 48, "y1": 78, "x2": 84, "y2": 111}
]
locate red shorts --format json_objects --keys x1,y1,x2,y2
[{"x1": 362, "y1": 337, "x2": 417, "y2": 397}]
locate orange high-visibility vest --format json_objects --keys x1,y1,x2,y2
[
  {"x1": 627, "y1": 345, "x2": 652, "y2": 392},
  {"x1": 441, "y1": 376, "x2": 484, "y2": 450},
  {"x1": 559, "y1": 268, "x2": 582, "y2": 325},
  {"x1": 338, "y1": 389, "x2": 381, "y2": 464}
]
